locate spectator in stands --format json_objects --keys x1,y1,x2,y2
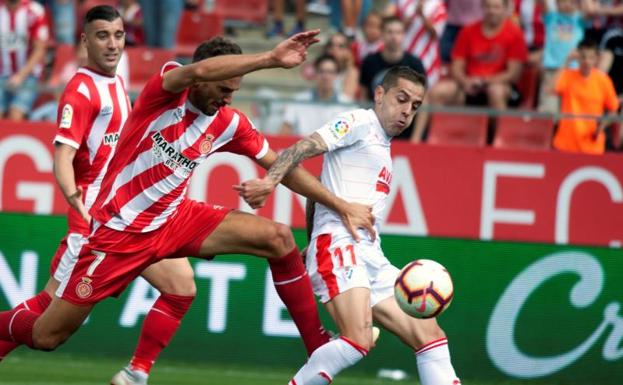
[
  {"x1": 118, "y1": 0, "x2": 144, "y2": 46},
  {"x1": 341, "y1": 0, "x2": 363, "y2": 40},
  {"x1": 0, "y1": 0, "x2": 49, "y2": 121},
  {"x1": 538, "y1": 0, "x2": 584, "y2": 113},
  {"x1": 324, "y1": 32, "x2": 359, "y2": 99},
  {"x1": 513, "y1": 0, "x2": 546, "y2": 66},
  {"x1": 351, "y1": 10, "x2": 383, "y2": 69},
  {"x1": 599, "y1": 27, "x2": 623, "y2": 99},
  {"x1": 423, "y1": 0, "x2": 527, "y2": 110},
  {"x1": 279, "y1": 55, "x2": 354, "y2": 136},
  {"x1": 583, "y1": 0, "x2": 623, "y2": 43},
  {"x1": 439, "y1": 0, "x2": 482, "y2": 63},
  {"x1": 267, "y1": 0, "x2": 306, "y2": 38},
  {"x1": 50, "y1": 0, "x2": 76, "y2": 45},
  {"x1": 386, "y1": 0, "x2": 447, "y2": 86},
  {"x1": 359, "y1": 16, "x2": 426, "y2": 102},
  {"x1": 138, "y1": 0, "x2": 183, "y2": 48},
  {"x1": 552, "y1": 39, "x2": 620, "y2": 154}
]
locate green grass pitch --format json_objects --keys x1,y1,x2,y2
[{"x1": 0, "y1": 351, "x2": 553, "y2": 385}]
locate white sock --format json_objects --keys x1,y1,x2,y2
[
  {"x1": 288, "y1": 337, "x2": 367, "y2": 385},
  {"x1": 415, "y1": 338, "x2": 461, "y2": 385}
]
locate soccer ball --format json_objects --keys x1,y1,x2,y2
[{"x1": 394, "y1": 259, "x2": 454, "y2": 319}]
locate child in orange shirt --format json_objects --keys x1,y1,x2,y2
[{"x1": 552, "y1": 39, "x2": 620, "y2": 154}]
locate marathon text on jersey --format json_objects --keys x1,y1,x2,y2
[{"x1": 151, "y1": 131, "x2": 198, "y2": 176}]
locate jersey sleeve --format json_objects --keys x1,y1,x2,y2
[
  {"x1": 135, "y1": 62, "x2": 186, "y2": 110},
  {"x1": 555, "y1": 69, "x2": 571, "y2": 95},
  {"x1": 315, "y1": 111, "x2": 368, "y2": 151},
  {"x1": 219, "y1": 112, "x2": 269, "y2": 159},
  {"x1": 508, "y1": 24, "x2": 528, "y2": 62},
  {"x1": 53, "y1": 91, "x2": 94, "y2": 149},
  {"x1": 451, "y1": 25, "x2": 470, "y2": 61},
  {"x1": 28, "y1": 3, "x2": 50, "y2": 42},
  {"x1": 602, "y1": 74, "x2": 620, "y2": 112}
]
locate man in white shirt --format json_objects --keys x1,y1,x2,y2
[{"x1": 238, "y1": 66, "x2": 461, "y2": 385}]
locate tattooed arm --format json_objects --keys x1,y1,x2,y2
[{"x1": 234, "y1": 133, "x2": 376, "y2": 241}]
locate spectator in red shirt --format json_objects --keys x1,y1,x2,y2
[{"x1": 425, "y1": 0, "x2": 527, "y2": 110}]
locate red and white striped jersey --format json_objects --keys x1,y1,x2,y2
[
  {"x1": 0, "y1": 0, "x2": 49, "y2": 77},
  {"x1": 92, "y1": 62, "x2": 268, "y2": 233},
  {"x1": 395, "y1": 0, "x2": 447, "y2": 85},
  {"x1": 54, "y1": 67, "x2": 131, "y2": 232}
]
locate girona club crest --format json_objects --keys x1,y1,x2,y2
[
  {"x1": 75, "y1": 277, "x2": 93, "y2": 299},
  {"x1": 200, "y1": 134, "x2": 215, "y2": 154}
]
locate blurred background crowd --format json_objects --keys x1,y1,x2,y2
[{"x1": 1, "y1": 0, "x2": 622, "y2": 154}]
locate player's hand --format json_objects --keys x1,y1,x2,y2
[
  {"x1": 339, "y1": 201, "x2": 376, "y2": 242},
  {"x1": 270, "y1": 29, "x2": 321, "y2": 69},
  {"x1": 66, "y1": 186, "x2": 91, "y2": 224},
  {"x1": 234, "y1": 178, "x2": 275, "y2": 209},
  {"x1": 7, "y1": 73, "x2": 25, "y2": 89}
]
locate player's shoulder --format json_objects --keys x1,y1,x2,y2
[
  {"x1": 328, "y1": 108, "x2": 375, "y2": 134},
  {"x1": 61, "y1": 72, "x2": 94, "y2": 103}
]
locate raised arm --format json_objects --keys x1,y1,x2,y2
[{"x1": 162, "y1": 30, "x2": 320, "y2": 93}]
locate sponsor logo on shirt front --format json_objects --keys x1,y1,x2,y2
[
  {"x1": 151, "y1": 131, "x2": 198, "y2": 177},
  {"x1": 101, "y1": 105, "x2": 113, "y2": 116},
  {"x1": 103, "y1": 132, "x2": 119, "y2": 147},
  {"x1": 376, "y1": 166, "x2": 392, "y2": 194},
  {"x1": 60, "y1": 104, "x2": 73, "y2": 128}
]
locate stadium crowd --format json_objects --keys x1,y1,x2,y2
[{"x1": 1, "y1": 0, "x2": 622, "y2": 154}]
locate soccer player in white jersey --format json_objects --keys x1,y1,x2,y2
[
  {"x1": 238, "y1": 66, "x2": 461, "y2": 385},
  {"x1": 0, "y1": 29, "x2": 376, "y2": 378}
]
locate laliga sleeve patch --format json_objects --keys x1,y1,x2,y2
[
  {"x1": 60, "y1": 104, "x2": 74, "y2": 129},
  {"x1": 330, "y1": 117, "x2": 352, "y2": 139}
]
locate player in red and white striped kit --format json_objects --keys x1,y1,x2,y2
[
  {"x1": 239, "y1": 66, "x2": 460, "y2": 385},
  {"x1": 0, "y1": 5, "x2": 130, "y2": 361},
  {"x1": 0, "y1": 0, "x2": 49, "y2": 121},
  {"x1": 0, "y1": 30, "x2": 375, "y2": 379}
]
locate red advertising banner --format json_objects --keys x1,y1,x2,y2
[{"x1": 1, "y1": 121, "x2": 622, "y2": 248}]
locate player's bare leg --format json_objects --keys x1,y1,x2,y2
[
  {"x1": 288, "y1": 288, "x2": 373, "y2": 385},
  {"x1": 111, "y1": 258, "x2": 196, "y2": 385},
  {"x1": 0, "y1": 295, "x2": 92, "y2": 351},
  {"x1": 0, "y1": 277, "x2": 59, "y2": 360},
  {"x1": 373, "y1": 297, "x2": 461, "y2": 385},
  {"x1": 199, "y1": 210, "x2": 330, "y2": 356}
]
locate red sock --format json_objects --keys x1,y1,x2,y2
[
  {"x1": 0, "y1": 308, "x2": 38, "y2": 348},
  {"x1": 0, "y1": 291, "x2": 52, "y2": 359},
  {"x1": 129, "y1": 293, "x2": 194, "y2": 374},
  {"x1": 269, "y1": 248, "x2": 330, "y2": 356}
]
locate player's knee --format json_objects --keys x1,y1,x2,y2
[
  {"x1": 341, "y1": 326, "x2": 374, "y2": 352},
  {"x1": 158, "y1": 269, "x2": 196, "y2": 297},
  {"x1": 264, "y1": 223, "x2": 295, "y2": 256}
]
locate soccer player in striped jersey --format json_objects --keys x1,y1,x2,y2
[
  {"x1": 0, "y1": 5, "x2": 130, "y2": 361},
  {"x1": 0, "y1": 29, "x2": 376, "y2": 381},
  {"x1": 238, "y1": 66, "x2": 461, "y2": 385}
]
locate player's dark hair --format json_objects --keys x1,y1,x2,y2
[
  {"x1": 85, "y1": 5, "x2": 121, "y2": 25},
  {"x1": 314, "y1": 54, "x2": 339, "y2": 70},
  {"x1": 577, "y1": 38, "x2": 598, "y2": 52},
  {"x1": 192, "y1": 37, "x2": 243, "y2": 63},
  {"x1": 381, "y1": 16, "x2": 403, "y2": 31},
  {"x1": 381, "y1": 66, "x2": 427, "y2": 91}
]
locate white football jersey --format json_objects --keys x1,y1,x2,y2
[{"x1": 312, "y1": 108, "x2": 393, "y2": 241}]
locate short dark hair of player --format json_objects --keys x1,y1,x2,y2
[
  {"x1": 381, "y1": 66, "x2": 427, "y2": 91},
  {"x1": 314, "y1": 54, "x2": 339, "y2": 70},
  {"x1": 192, "y1": 36, "x2": 243, "y2": 63},
  {"x1": 85, "y1": 5, "x2": 121, "y2": 25},
  {"x1": 381, "y1": 16, "x2": 403, "y2": 31},
  {"x1": 577, "y1": 38, "x2": 599, "y2": 52}
]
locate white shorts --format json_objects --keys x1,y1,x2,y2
[{"x1": 306, "y1": 232, "x2": 399, "y2": 306}]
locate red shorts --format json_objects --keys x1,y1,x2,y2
[{"x1": 56, "y1": 199, "x2": 230, "y2": 305}]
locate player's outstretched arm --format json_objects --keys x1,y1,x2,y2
[{"x1": 162, "y1": 30, "x2": 320, "y2": 93}]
